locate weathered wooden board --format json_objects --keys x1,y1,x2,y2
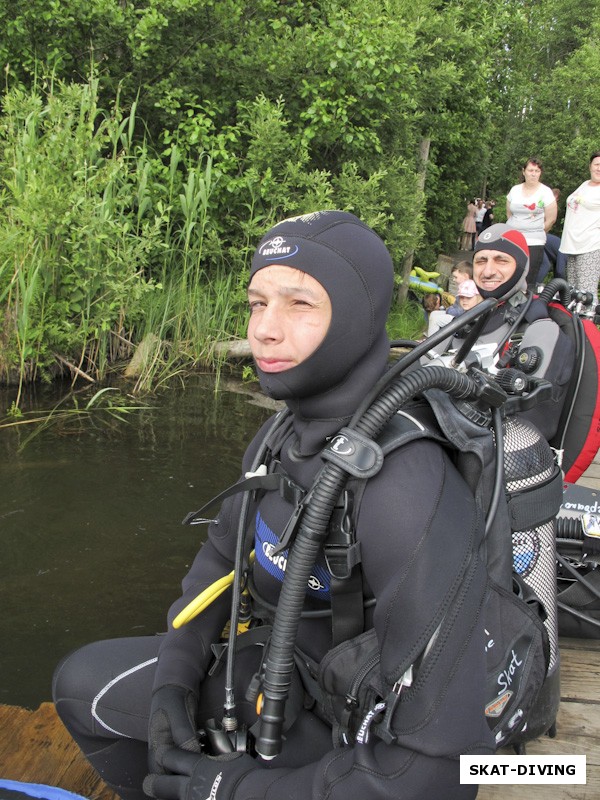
[{"x1": 0, "y1": 703, "x2": 117, "y2": 800}]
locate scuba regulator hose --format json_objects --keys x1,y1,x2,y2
[
  {"x1": 538, "y1": 277, "x2": 573, "y2": 308},
  {"x1": 352, "y1": 298, "x2": 498, "y2": 422},
  {"x1": 255, "y1": 300, "x2": 504, "y2": 760}
]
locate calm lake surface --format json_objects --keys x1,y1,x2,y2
[{"x1": 0, "y1": 376, "x2": 274, "y2": 709}]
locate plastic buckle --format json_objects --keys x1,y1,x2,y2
[
  {"x1": 271, "y1": 497, "x2": 306, "y2": 556},
  {"x1": 324, "y1": 540, "x2": 362, "y2": 580},
  {"x1": 279, "y1": 476, "x2": 305, "y2": 507}
]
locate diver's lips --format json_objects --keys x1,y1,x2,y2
[
  {"x1": 478, "y1": 281, "x2": 502, "y2": 290},
  {"x1": 255, "y1": 357, "x2": 295, "y2": 373}
]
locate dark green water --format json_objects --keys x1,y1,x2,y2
[{"x1": 0, "y1": 377, "x2": 273, "y2": 709}]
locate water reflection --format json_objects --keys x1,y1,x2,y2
[{"x1": 0, "y1": 377, "x2": 273, "y2": 709}]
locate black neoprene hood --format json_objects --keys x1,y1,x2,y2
[{"x1": 249, "y1": 211, "x2": 394, "y2": 401}]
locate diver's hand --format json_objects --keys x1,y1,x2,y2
[
  {"x1": 144, "y1": 747, "x2": 257, "y2": 800},
  {"x1": 148, "y1": 685, "x2": 201, "y2": 774}
]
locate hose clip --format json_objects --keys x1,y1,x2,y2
[{"x1": 321, "y1": 427, "x2": 384, "y2": 478}]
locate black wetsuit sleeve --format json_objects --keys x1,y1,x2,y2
[
  {"x1": 152, "y1": 420, "x2": 275, "y2": 693},
  {"x1": 229, "y1": 440, "x2": 492, "y2": 799}
]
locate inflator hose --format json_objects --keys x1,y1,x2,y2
[
  {"x1": 256, "y1": 365, "x2": 485, "y2": 759},
  {"x1": 538, "y1": 277, "x2": 572, "y2": 308},
  {"x1": 223, "y1": 409, "x2": 291, "y2": 733},
  {"x1": 352, "y1": 298, "x2": 498, "y2": 423}
]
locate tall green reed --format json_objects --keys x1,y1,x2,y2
[{"x1": 0, "y1": 75, "x2": 159, "y2": 401}]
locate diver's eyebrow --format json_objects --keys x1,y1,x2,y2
[{"x1": 248, "y1": 285, "x2": 322, "y2": 300}]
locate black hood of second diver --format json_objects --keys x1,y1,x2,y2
[{"x1": 250, "y1": 211, "x2": 394, "y2": 455}]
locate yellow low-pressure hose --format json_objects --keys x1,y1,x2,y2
[{"x1": 172, "y1": 551, "x2": 255, "y2": 629}]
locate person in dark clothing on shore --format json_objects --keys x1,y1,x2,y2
[{"x1": 480, "y1": 200, "x2": 495, "y2": 233}]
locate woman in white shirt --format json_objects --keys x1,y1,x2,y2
[
  {"x1": 506, "y1": 158, "x2": 557, "y2": 290},
  {"x1": 560, "y1": 151, "x2": 600, "y2": 307}
]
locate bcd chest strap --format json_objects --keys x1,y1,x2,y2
[{"x1": 182, "y1": 466, "x2": 306, "y2": 526}]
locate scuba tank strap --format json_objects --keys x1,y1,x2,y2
[{"x1": 506, "y1": 462, "x2": 563, "y2": 531}]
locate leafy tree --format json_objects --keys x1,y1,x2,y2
[
  {"x1": 485, "y1": 0, "x2": 600, "y2": 221},
  {"x1": 0, "y1": 0, "x2": 132, "y2": 86},
  {"x1": 2, "y1": 0, "x2": 598, "y2": 389}
]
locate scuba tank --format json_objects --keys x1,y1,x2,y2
[{"x1": 499, "y1": 413, "x2": 561, "y2": 743}]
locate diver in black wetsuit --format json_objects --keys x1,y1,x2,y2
[
  {"x1": 429, "y1": 223, "x2": 574, "y2": 441},
  {"x1": 53, "y1": 211, "x2": 493, "y2": 800}
]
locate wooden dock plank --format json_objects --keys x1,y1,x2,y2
[
  {"x1": 0, "y1": 703, "x2": 117, "y2": 800},
  {"x1": 478, "y1": 784, "x2": 595, "y2": 799},
  {"x1": 560, "y1": 657, "x2": 600, "y2": 702}
]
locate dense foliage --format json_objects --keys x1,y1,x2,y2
[{"x1": 0, "y1": 0, "x2": 597, "y2": 398}]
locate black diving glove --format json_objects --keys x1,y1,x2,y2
[
  {"x1": 144, "y1": 747, "x2": 258, "y2": 800},
  {"x1": 148, "y1": 685, "x2": 201, "y2": 774}
]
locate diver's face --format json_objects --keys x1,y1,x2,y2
[
  {"x1": 248, "y1": 265, "x2": 332, "y2": 373},
  {"x1": 473, "y1": 250, "x2": 517, "y2": 295}
]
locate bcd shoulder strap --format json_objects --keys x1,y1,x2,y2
[{"x1": 327, "y1": 399, "x2": 451, "y2": 646}]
